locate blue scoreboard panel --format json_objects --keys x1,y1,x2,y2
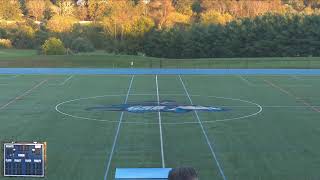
[{"x1": 3, "y1": 142, "x2": 46, "y2": 177}]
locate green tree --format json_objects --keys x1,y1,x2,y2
[
  {"x1": 70, "y1": 37, "x2": 95, "y2": 53},
  {"x1": 10, "y1": 24, "x2": 36, "y2": 48},
  {"x1": 41, "y1": 37, "x2": 66, "y2": 55}
]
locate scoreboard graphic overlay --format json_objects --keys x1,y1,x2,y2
[{"x1": 3, "y1": 142, "x2": 46, "y2": 177}]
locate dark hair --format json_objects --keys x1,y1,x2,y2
[{"x1": 168, "y1": 167, "x2": 198, "y2": 180}]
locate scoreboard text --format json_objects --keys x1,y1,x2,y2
[{"x1": 3, "y1": 142, "x2": 45, "y2": 177}]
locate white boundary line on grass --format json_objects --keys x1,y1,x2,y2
[
  {"x1": 237, "y1": 75, "x2": 312, "y2": 87},
  {"x1": 178, "y1": 75, "x2": 227, "y2": 180},
  {"x1": 237, "y1": 75, "x2": 255, "y2": 86},
  {"x1": 0, "y1": 75, "x2": 19, "y2": 79},
  {"x1": 0, "y1": 80, "x2": 47, "y2": 110},
  {"x1": 49, "y1": 75, "x2": 74, "y2": 86},
  {"x1": 59, "y1": 75, "x2": 74, "y2": 85},
  {"x1": 264, "y1": 79, "x2": 320, "y2": 113},
  {"x1": 104, "y1": 75, "x2": 134, "y2": 180},
  {"x1": 291, "y1": 75, "x2": 303, "y2": 81},
  {"x1": 156, "y1": 75, "x2": 165, "y2": 168}
]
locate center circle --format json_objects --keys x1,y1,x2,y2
[{"x1": 55, "y1": 94, "x2": 262, "y2": 125}]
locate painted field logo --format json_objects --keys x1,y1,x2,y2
[{"x1": 86, "y1": 101, "x2": 229, "y2": 113}]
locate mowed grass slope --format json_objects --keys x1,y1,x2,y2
[
  {"x1": 0, "y1": 74, "x2": 320, "y2": 180},
  {"x1": 1, "y1": 49, "x2": 320, "y2": 68}
]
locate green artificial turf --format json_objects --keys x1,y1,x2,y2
[
  {"x1": 1, "y1": 49, "x2": 320, "y2": 68},
  {"x1": 0, "y1": 74, "x2": 320, "y2": 180}
]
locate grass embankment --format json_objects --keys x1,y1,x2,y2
[{"x1": 0, "y1": 49, "x2": 320, "y2": 68}]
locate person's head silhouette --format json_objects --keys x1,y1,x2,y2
[{"x1": 168, "y1": 167, "x2": 198, "y2": 180}]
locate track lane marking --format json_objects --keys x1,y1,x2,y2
[
  {"x1": 104, "y1": 75, "x2": 134, "y2": 180},
  {"x1": 179, "y1": 75, "x2": 227, "y2": 180},
  {"x1": 0, "y1": 80, "x2": 47, "y2": 110}
]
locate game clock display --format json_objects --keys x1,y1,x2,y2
[{"x1": 3, "y1": 142, "x2": 46, "y2": 177}]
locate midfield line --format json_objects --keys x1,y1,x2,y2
[
  {"x1": 178, "y1": 75, "x2": 227, "y2": 180},
  {"x1": 155, "y1": 75, "x2": 165, "y2": 168},
  {"x1": 104, "y1": 75, "x2": 135, "y2": 180}
]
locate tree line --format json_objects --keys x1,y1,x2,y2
[{"x1": 0, "y1": 0, "x2": 320, "y2": 57}]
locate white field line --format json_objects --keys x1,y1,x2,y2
[
  {"x1": 237, "y1": 75, "x2": 312, "y2": 87},
  {"x1": 178, "y1": 75, "x2": 227, "y2": 180},
  {"x1": 291, "y1": 75, "x2": 320, "y2": 81},
  {"x1": 291, "y1": 75, "x2": 303, "y2": 81},
  {"x1": 156, "y1": 75, "x2": 165, "y2": 168},
  {"x1": 0, "y1": 75, "x2": 20, "y2": 79},
  {"x1": 104, "y1": 75, "x2": 134, "y2": 180},
  {"x1": 0, "y1": 80, "x2": 47, "y2": 110},
  {"x1": 49, "y1": 75, "x2": 74, "y2": 86},
  {"x1": 237, "y1": 75, "x2": 255, "y2": 86},
  {"x1": 264, "y1": 79, "x2": 320, "y2": 113}
]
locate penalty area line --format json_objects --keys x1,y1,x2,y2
[
  {"x1": 179, "y1": 75, "x2": 228, "y2": 180},
  {"x1": 104, "y1": 75, "x2": 134, "y2": 180}
]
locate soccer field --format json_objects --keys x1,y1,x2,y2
[{"x1": 0, "y1": 74, "x2": 320, "y2": 180}]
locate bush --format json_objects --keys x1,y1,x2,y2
[
  {"x1": 70, "y1": 37, "x2": 95, "y2": 53},
  {"x1": 41, "y1": 37, "x2": 66, "y2": 55},
  {"x1": 0, "y1": 39, "x2": 12, "y2": 48},
  {"x1": 10, "y1": 24, "x2": 36, "y2": 48}
]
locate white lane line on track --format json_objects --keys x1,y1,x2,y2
[
  {"x1": 178, "y1": 75, "x2": 227, "y2": 180},
  {"x1": 0, "y1": 80, "x2": 47, "y2": 110},
  {"x1": 104, "y1": 75, "x2": 134, "y2": 180},
  {"x1": 156, "y1": 75, "x2": 165, "y2": 168}
]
